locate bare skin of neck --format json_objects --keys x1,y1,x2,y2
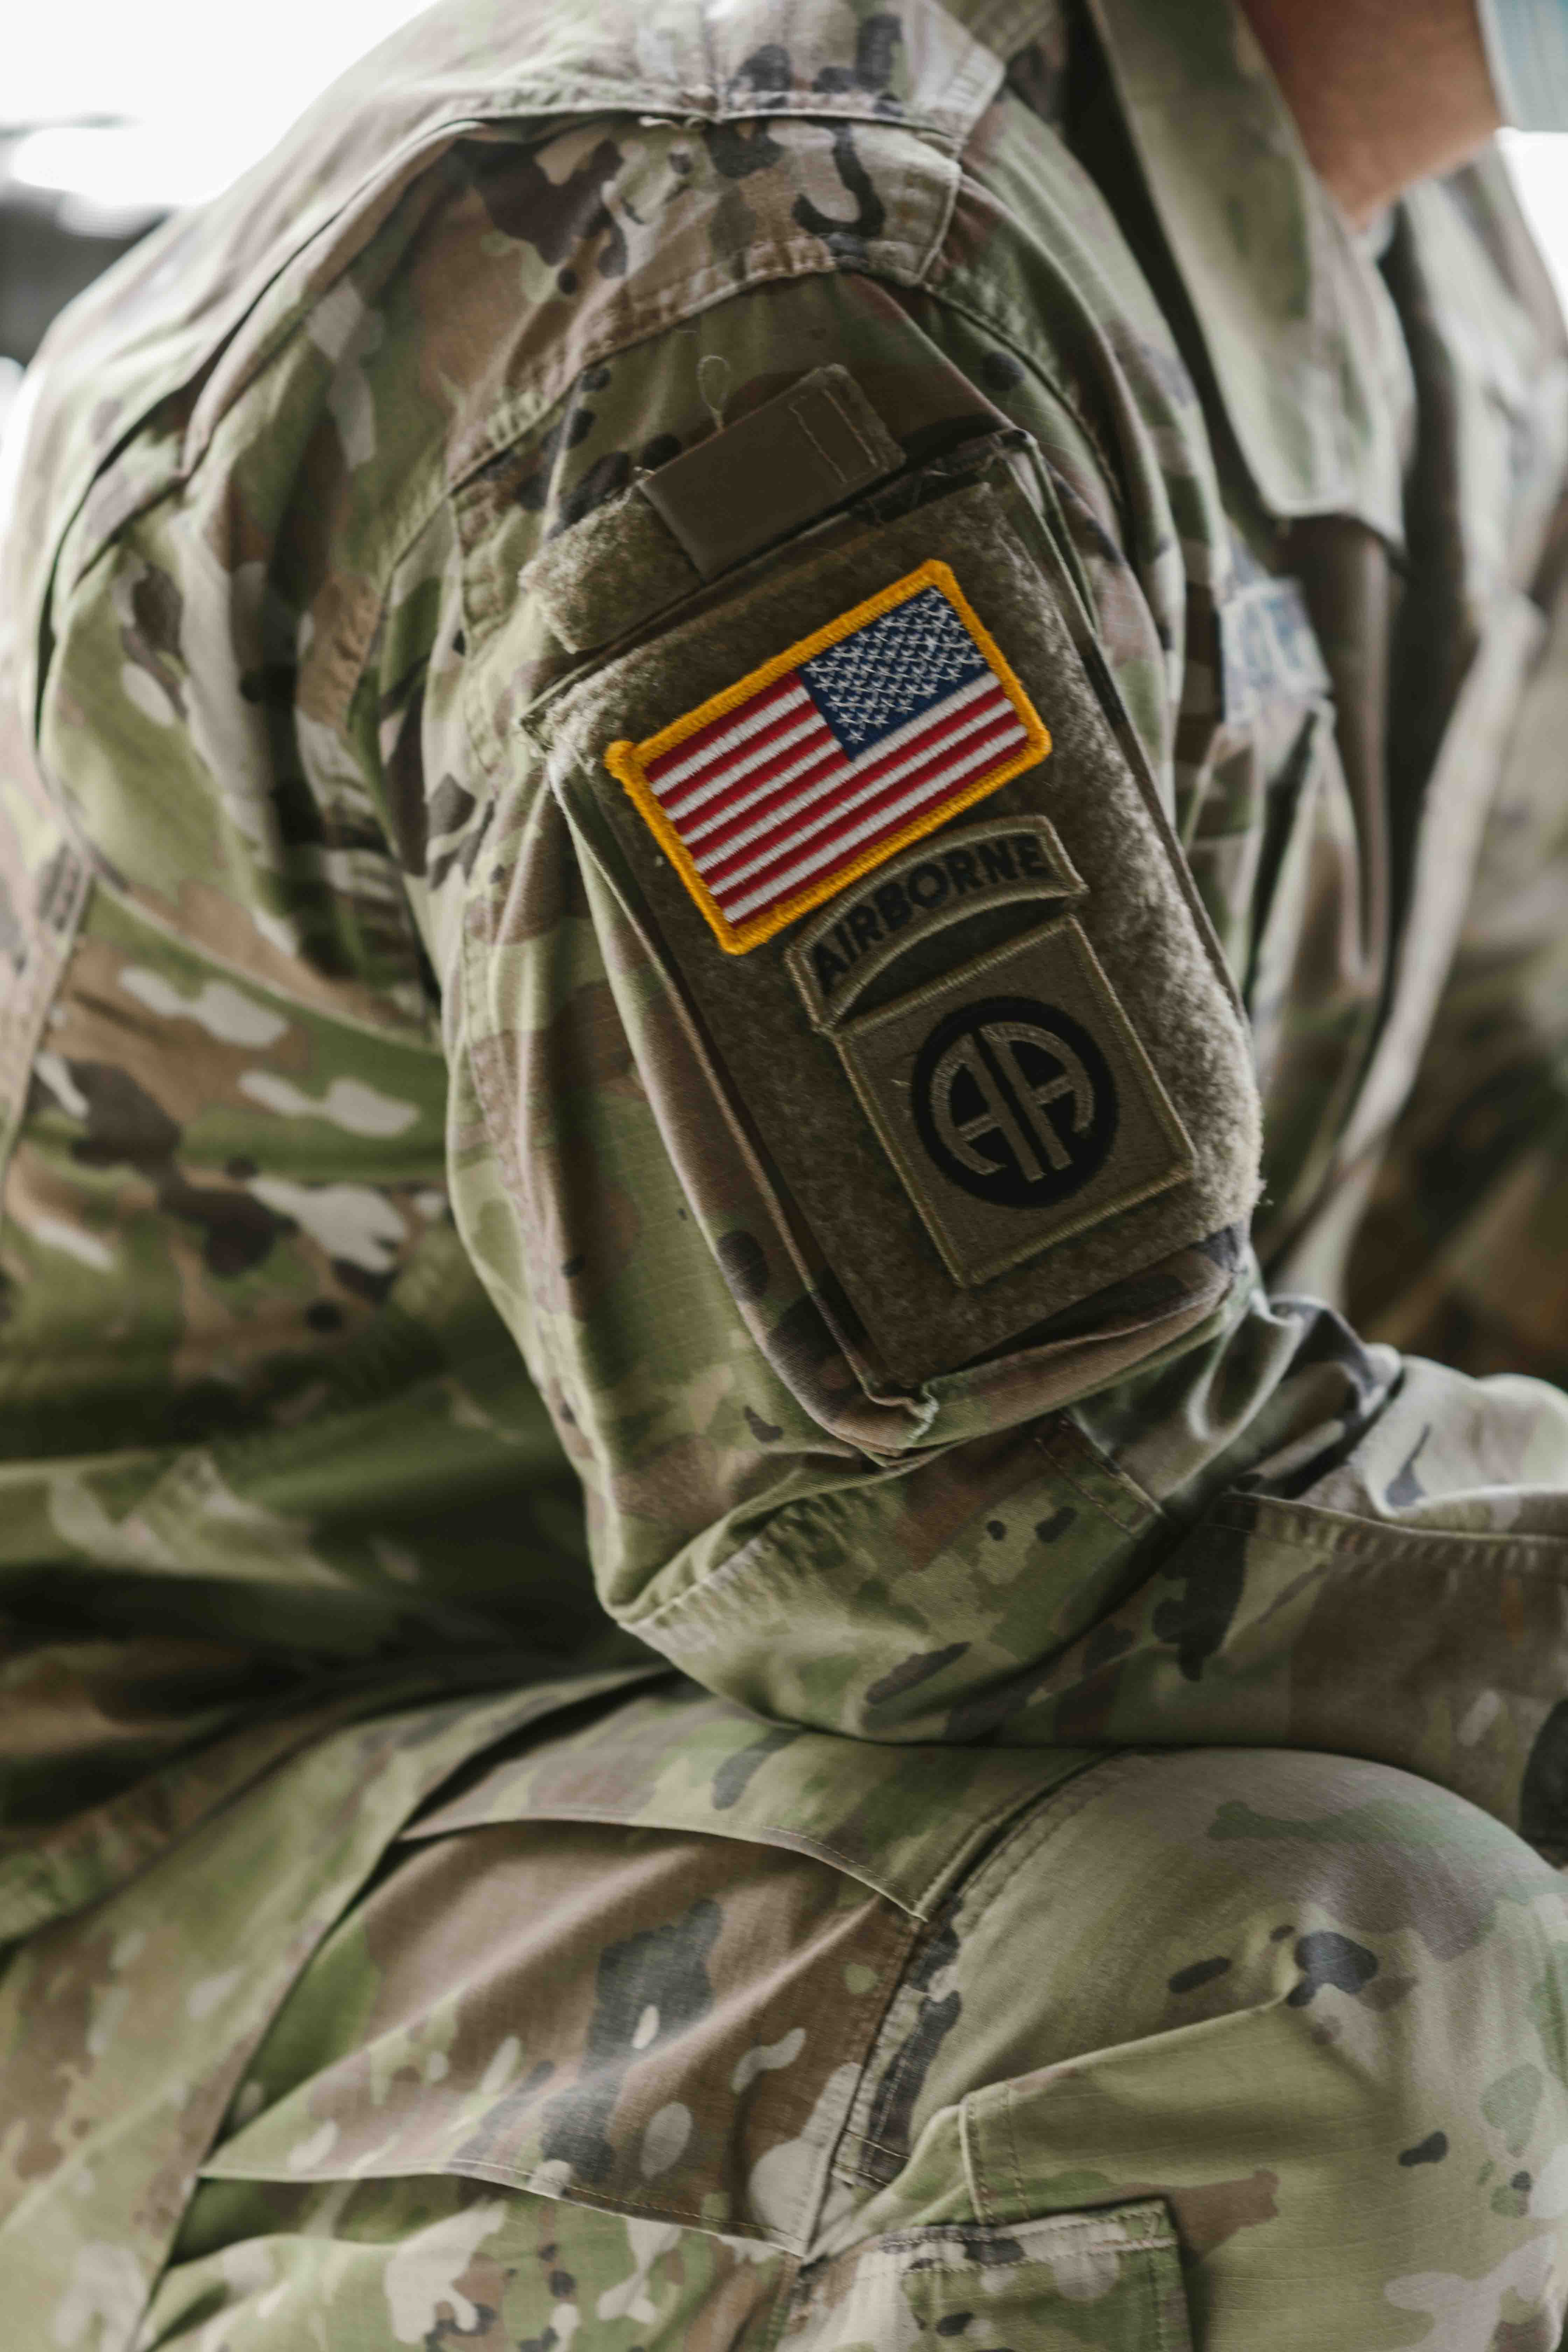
[{"x1": 1239, "y1": 0, "x2": 1501, "y2": 226}]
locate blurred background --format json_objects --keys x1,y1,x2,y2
[
  {"x1": 5, "y1": 2, "x2": 1568, "y2": 443},
  {"x1": 0, "y1": 0, "x2": 433, "y2": 432}
]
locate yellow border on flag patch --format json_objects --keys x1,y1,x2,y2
[{"x1": 604, "y1": 560, "x2": 1053, "y2": 955}]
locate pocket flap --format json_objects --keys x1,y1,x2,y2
[
  {"x1": 779, "y1": 2205, "x2": 1193, "y2": 2350},
  {"x1": 400, "y1": 1679, "x2": 1098, "y2": 1920}
]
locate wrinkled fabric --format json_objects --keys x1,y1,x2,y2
[
  {"x1": 136, "y1": 1724, "x2": 1568, "y2": 2352},
  {"x1": 6, "y1": 0, "x2": 1568, "y2": 2340}
]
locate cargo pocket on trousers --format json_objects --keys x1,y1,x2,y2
[{"x1": 776, "y1": 2204, "x2": 1192, "y2": 2350}]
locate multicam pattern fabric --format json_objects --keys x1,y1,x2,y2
[{"x1": 6, "y1": 0, "x2": 1568, "y2": 2343}]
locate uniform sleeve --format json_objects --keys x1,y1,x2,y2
[
  {"x1": 10, "y1": 98, "x2": 1568, "y2": 1943},
  {"x1": 433, "y1": 262, "x2": 1568, "y2": 1861},
  {"x1": 0, "y1": 230, "x2": 641, "y2": 1947},
  {"x1": 1339, "y1": 528, "x2": 1568, "y2": 1388}
]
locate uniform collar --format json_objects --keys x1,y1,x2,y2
[{"x1": 1083, "y1": 0, "x2": 1412, "y2": 546}]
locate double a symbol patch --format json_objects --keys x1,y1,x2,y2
[
  {"x1": 789, "y1": 847, "x2": 1195, "y2": 1286},
  {"x1": 912, "y1": 996, "x2": 1117, "y2": 1210}
]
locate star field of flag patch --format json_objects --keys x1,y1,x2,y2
[{"x1": 604, "y1": 560, "x2": 1053, "y2": 953}]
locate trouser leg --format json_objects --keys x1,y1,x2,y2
[
  {"x1": 822, "y1": 1744, "x2": 1568, "y2": 2350},
  {"x1": 138, "y1": 1743, "x2": 1568, "y2": 2351},
  {"x1": 138, "y1": 1812, "x2": 904, "y2": 2351}
]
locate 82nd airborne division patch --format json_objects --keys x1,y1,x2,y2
[
  {"x1": 604, "y1": 561, "x2": 1051, "y2": 953},
  {"x1": 599, "y1": 550, "x2": 1198, "y2": 1306}
]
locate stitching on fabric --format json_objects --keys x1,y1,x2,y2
[
  {"x1": 914, "y1": 1768, "x2": 1102, "y2": 1915},
  {"x1": 834, "y1": 1996, "x2": 934, "y2": 2189},
  {"x1": 1004, "y1": 2084, "x2": 1029, "y2": 2221},
  {"x1": 778, "y1": 1899, "x2": 915, "y2": 2250},
  {"x1": 960, "y1": 2093, "x2": 994, "y2": 2225},
  {"x1": 920, "y1": 0, "x2": 1009, "y2": 125},
  {"x1": 848, "y1": 2217, "x2": 1181, "y2": 2264},
  {"x1": 789, "y1": 388, "x2": 856, "y2": 484},
  {"x1": 918, "y1": 275, "x2": 1132, "y2": 533},
  {"x1": 911, "y1": 127, "x2": 962, "y2": 286},
  {"x1": 623, "y1": 1491, "x2": 932, "y2": 1641},
  {"x1": 844, "y1": 2128, "x2": 926, "y2": 2163},
  {"x1": 821, "y1": 1905, "x2": 931, "y2": 2198},
  {"x1": 1212, "y1": 1492, "x2": 1568, "y2": 1567},
  {"x1": 841, "y1": 1757, "x2": 1120, "y2": 2197},
  {"x1": 1033, "y1": 1421, "x2": 1156, "y2": 1536},
  {"x1": 1145, "y1": 2202, "x2": 1186, "y2": 2352},
  {"x1": 782, "y1": 2210, "x2": 1182, "y2": 2332},
  {"x1": 823, "y1": 1908, "x2": 923, "y2": 2147},
  {"x1": 757, "y1": 2244, "x2": 806, "y2": 2352},
  {"x1": 946, "y1": 1751, "x2": 1138, "y2": 1920},
  {"x1": 1151, "y1": 2241, "x2": 1175, "y2": 2352}
]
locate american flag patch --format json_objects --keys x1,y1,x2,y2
[{"x1": 604, "y1": 560, "x2": 1052, "y2": 954}]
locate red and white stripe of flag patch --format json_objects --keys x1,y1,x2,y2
[{"x1": 603, "y1": 561, "x2": 1052, "y2": 953}]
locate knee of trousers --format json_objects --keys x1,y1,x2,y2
[{"x1": 838, "y1": 1745, "x2": 1568, "y2": 2268}]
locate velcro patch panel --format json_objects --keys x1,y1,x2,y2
[{"x1": 539, "y1": 463, "x2": 1260, "y2": 1387}]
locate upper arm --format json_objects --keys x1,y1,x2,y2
[{"x1": 431, "y1": 266, "x2": 1260, "y2": 1647}]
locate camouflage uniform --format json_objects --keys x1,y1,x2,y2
[{"x1": 8, "y1": 0, "x2": 1568, "y2": 2340}]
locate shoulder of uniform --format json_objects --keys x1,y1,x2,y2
[
  {"x1": 14, "y1": 29, "x2": 1004, "y2": 627},
  {"x1": 29, "y1": 0, "x2": 1027, "y2": 483}
]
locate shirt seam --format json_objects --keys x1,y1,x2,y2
[
  {"x1": 1215, "y1": 1492, "x2": 1568, "y2": 1563},
  {"x1": 1034, "y1": 1418, "x2": 1159, "y2": 1536},
  {"x1": 836, "y1": 1756, "x2": 1129, "y2": 2197}
]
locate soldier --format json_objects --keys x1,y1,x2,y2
[{"x1": 6, "y1": 0, "x2": 1568, "y2": 2339}]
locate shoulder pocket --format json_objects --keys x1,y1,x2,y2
[
  {"x1": 779, "y1": 2205, "x2": 1192, "y2": 2350},
  {"x1": 518, "y1": 442, "x2": 1260, "y2": 1399}
]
